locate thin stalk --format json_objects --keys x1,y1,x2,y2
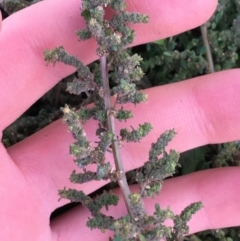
[
  {"x1": 100, "y1": 55, "x2": 137, "y2": 219},
  {"x1": 201, "y1": 23, "x2": 215, "y2": 73}
]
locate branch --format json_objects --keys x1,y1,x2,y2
[
  {"x1": 100, "y1": 55, "x2": 140, "y2": 219},
  {"x1": 201, "y1": 23, "x2": 215, "y2": 73}
]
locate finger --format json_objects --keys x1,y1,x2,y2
[
  {"x1": 8, "y1": 69, "x2": 240, "y2": 212},
  {"x1": 50, "y1": 167, "x2": 240, "y2": 240},
  {"x1": 0, "y1": 0, "x2": 217, "y2": 130}
]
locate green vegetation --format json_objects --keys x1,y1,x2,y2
[
  {"x1": 1, "y1": 0, "x2": 240, "y2": 240},
  {"x1": 44, "y1": 1, "x2": 202, "y2": 240}
]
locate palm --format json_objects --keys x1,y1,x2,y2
[
  {"x1": 0, "y1": 0, "x2": 240, "y2": 240},
  {"x1": 0, "y1": 148, "x2": 52, "y2": 240}
]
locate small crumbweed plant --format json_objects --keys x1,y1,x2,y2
[{"x1": 44, "y1": 0, "x2": 202, "y2": 240}]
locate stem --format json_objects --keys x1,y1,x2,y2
[
  {"x1": 201, "y1": 24, "x2": 215, "y2": 73},
  {"x1": 100, "y1": 55, "x2": 136, "y2": 219}
]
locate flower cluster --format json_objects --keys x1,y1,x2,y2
[{"x1": 44, "y1": 0, "x2": 202, "y2": 240}]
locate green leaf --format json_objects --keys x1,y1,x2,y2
[
  {"x1": 154, "y1": 39, "x2": 164, "y2": 45},
  {"x1": 163, "y1": 51, "x2": 172, "y2": 57},
  {"x1": 146, "y1": 44, "x2": 151, "y2": 51},
  {"x1": 180, "y1": 59, "x2": 187, "y2": 69},
  {"x1": 113, "y1": 235, "x2": 123, "y2": 241},
  {"x1": 139, "y1": 234, "x2": 147, "y2": 241},
  {"x1": 179, "y1": 146, "x2": 210, "y2": 175},
  {"x1": 81, "y1": 9, "x2": 91, "y2": 21}
]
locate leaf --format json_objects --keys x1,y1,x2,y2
[
  {"x1": 163, "y1": 51, "x2": 172, "y2": 57},
  {"x1": 179, "y1": 146, "x2": 210, "y2": 175},
  {"x1": 154, "y1": 39, "x2": 164, "y2": 45},
  {"x1": 113, "y1": 235, "x2": 123, "y2": 241},
  {"x1": 146, "y1": 44, "x2": 151, "y2": 51},
  {"x1": 81, "y1": 9, "x2": 91, "y2": 21},
  {"x1": 139, "y1": 234, "x2": 147, "y2": 241}
]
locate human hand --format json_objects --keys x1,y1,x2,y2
[
  {"x1": 1, "y1": 0, "x2": 240, "y2": 240},
  {"x1": 0, "y1": 11, "x2": 2, "y2": 29}
]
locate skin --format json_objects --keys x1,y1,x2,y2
[{"x1": 0, "y1": 0, "x2": 240, "y2": 240}]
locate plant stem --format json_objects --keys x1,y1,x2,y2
[
  {"x1": 201, "y1": 23, "x2": 215, "y2": 73},
  {"x1": 100, "y1": 55, "x2": 135, "y2": 219}
]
